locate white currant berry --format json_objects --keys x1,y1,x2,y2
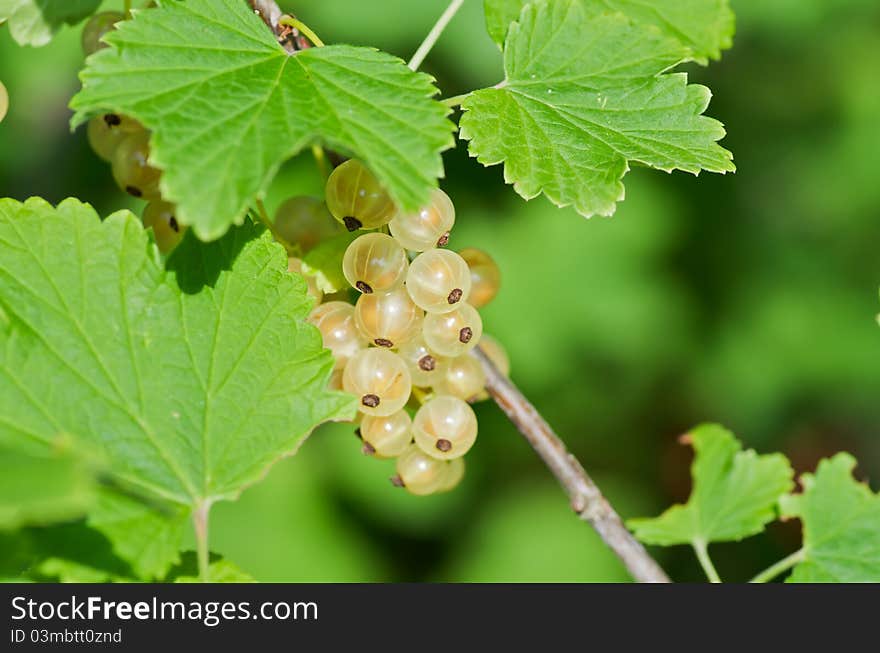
[
  {"x1": 81, "y1": 11, "x2": 125, "y2": 56},
  {"x1": 459, "y1": 247, "x2": 501, "y2": 308},
  {"x1": 406, "y1": 249, "x2": 472, "y2": 314},
  {"x1": 343, "y1": 348, "x2": 411, "y2": 416},
  {"x1": 325, "y1": 159, "x2": 396, "y2": 231},
  {"x1": 111, "y1": 131, "x2": 161, "y2": 200},
  {"x1": 87, "y1": 113, "x2": 143, "y2": 162},
  {"x1": 359, "y1": 411, "x2": 412, "y2": 459},
  {"x1": 397, "y1": 336, "x2": 446, "y2": 387},
  {"x1": 343, "y1": 232, "x2": 407, "y2": 295},
  {"x1": 393, "y1": 445, "x2": 447, "y2": 496},
  {"x1": 142, "y1": 201, "x2": 185, "y2": 254},
  {"x1": 354, "y1": 287, "x2": 423, "y2": 348},
  {"x1": 308, "y1": 301, "x2": 366, "y2": 370},
  {"x1": 288, "y1": 257, "x2": 324, "y2": 304},
  {"x1": 433, "y1": 354, "x2": 486, "y2": 401},
  {"x1": 273, "y1": 196, "x2": 339, "y2": 253},
  {"x1": 438, "y1": 457, "x2": 465, "y2": 493},
  {"x1": 413, "y1": 395, "x2": 478, "y2": 460},
  {"x1": 388, "y1": 188, "x2": 455, "y2": 251},
  {"x1": 422, "y1": 303, "x2": 482, "y2": 357}
]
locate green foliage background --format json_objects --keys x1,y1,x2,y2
[{"x1": 1, "y1": 0, "x2": 878, "y2": 581}]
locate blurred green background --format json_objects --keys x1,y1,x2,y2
[{"x1": 1, "y1": 0, "x2": 878, "y2": 582}]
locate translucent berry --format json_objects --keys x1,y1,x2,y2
[
  {"x1": 394, "y1": 445, "x2": 447, "y2": 496},
  {"x1": 438, "y1": 457, "x2": 465, "y2": 493},
  {"x1": 388, "y1": 188, "x2": 455, "y2": 251},
  {"x1": 308, "y1": 301, "x2": 366, "y2": 370},
  {"x1": 354, "y1": 287, "x2": 423, "y2": 348},
  {"x1": 422, "y1": 303, "x2": 482, "y2": 357},
  {"x1": 343, "y1": 349, "x2": 411, "y2": 417},
  {"x1": 142, "y1": 201, "x2": 185, "y2": 254},
  {"x1": 397, "y1": 337, "x2": 446, "y2": 387},
  {"x1": 82, "y1": 11, "x2": 125, "y2": 56},
  {"x1": 273, "y1": 196, "x2": 339, "y2": 253},
  {"x1": 433, "y1": 355, "x2": 486, "y2": 401},
  {"x1": 87, "y1": 113, "x2": 143, "y2": 162},
  {"x1": 288, "y1": 258, "x2": 323, "y2": 305},
  {"x1": 406, "y1": 249, "x2": 471, "y2": 314},
  {"x1": 459, "y1": 247, "x2": 500, "y2": 308},
  {"x1": 325, "y1": 159, "x2": 396, "y2": 231},
  {"x1": 342, "y1": 233, "x2": 407, "y2": 295},
  {"x1": 111, "y1": 131, "x2": 161, "y2": 200},
  {"x1": 412, "y1": 395, "x2": 478, "y2": 460},
  {"x1": 360, "y1": 411, "x2": 412, "y2": 459}
]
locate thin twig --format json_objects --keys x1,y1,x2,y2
[
  {"x1": 408, "y1": 0, "x2": 465, "y2": 71},
  {"x1": 472, "y1": 346, "x2": 671, "y2": 583}
]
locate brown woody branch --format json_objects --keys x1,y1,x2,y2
[
  {"x1": 250, "y1": 0, "x2": 670, "y2": 584},
  {"x1": 472, "y1": 347, "x2": 670, "y2": 583}
]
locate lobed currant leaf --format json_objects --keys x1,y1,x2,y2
[
  {"x1": 0, "y1": 198, "x2": 354, "y2": 523},
  {"x1": 70, "y1": 0, "x2": 454, "y2": 241},
  {"x1": 0, "y1": 0, "x2": 100, "y2": 47},
  {"x1": 483, "y1": 0, "x2": 735, "y2": 64},
  {"x1": 628, "y1": 424, "x2": 794, "y2": 546},
  {"x1": 780, "y1": 454, "x2": 880, "y2": 582},
  {"x1": 462, "y1": 0, "x2": 734, "y2": 220}
]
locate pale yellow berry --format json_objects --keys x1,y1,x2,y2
[
  {"x1": 459, "y1": 247, "x2": 501, "y2": 308},
  {"x1": 406, "y1": 249, "x2": 472, "y2": 314},
  {"x1": 354, "y1": 287, "x2": 423, "y2": 348},
  {"x1": 359, "y1": 411, "x2": 412, "y2": 458},
  {"x1": 389, "y1": 188, "x2": 455, "y2": 251},
  {"x1": 422, "y1": 303, "x2": 482, "y2": 357},
  {"x1": 412, "y1": 395, "x2": 478, "y2": 460},
  {"x1": 343, "y1": 348, "x2": 411, "y2": 417},
  {"x1": 343, "y1": 233, "x2": 408, "y2": 295},
  {"x1": 308, "y1": 301, "x2": 366, "y2": 370},
  {"x1": 394, "y1": 445, "x2": 448, "y2": 496},
  {"x1": 325, "y1": 159, "x2": 396, "y2": 231}
]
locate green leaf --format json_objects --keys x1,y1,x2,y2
[
  {"x1": 301, "y1": 230, "x2": 359, "y2": 294},
  {"x1": 0, "y1": 198, "x2": 354, "y2": 516},
  {"x1": 483, "y1": 0, "x2": 735, "y2": 63},
  {"x1": 781, "y1": 454, "x2": 880, "y2": 582},
  {"x1": 0, "y1": 446, "x2": 94, "y2": 530},
  {"x1": 87, "y1": 488, "x2": 189, "y2": 581},
  {"x1": 70, "y1": 0, "x2": 454, "y2": 240},
  {"x1": 462, "y1": 0, "x2": 734, "y2": 219},
  {"x1": 628, "y1": 424, "x2": 794, "y2": 546},
  {"x1": 0, "y1": 0, "x2": 100, "y2": 47}
]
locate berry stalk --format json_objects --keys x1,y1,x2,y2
[{"x1": 471, "y1": 346, "x2": 671, "y2": 583}]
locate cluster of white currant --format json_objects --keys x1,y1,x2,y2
[
  {"x1": 274, "y1": 160, "x2": 508, "y2": 495},
  {"x1": 82, "y1": 11, "x2": 184, "y2": 254}
]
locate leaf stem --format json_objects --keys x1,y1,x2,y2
[
  {"x1": 408, "y1": 0, "x2": 465, "y2": 71},
  {"x1": 279, "y1": 16, "x2": 325, "y2": 48},
  {"x1": 124, "y1": 0, "x2": 132, "y2": 16},
  {"x1": 692, "y1": 539, "x2": 721, "y2": 583},
  {"x1": 749, "y1": 549, "x2": 805, "y2": 583},
  {"x1": 472, "y1": 346, "x2": 670, "y2": 583},
  {"x1": 193, "y1": 502, "x2": 211, "y2": 583}
]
